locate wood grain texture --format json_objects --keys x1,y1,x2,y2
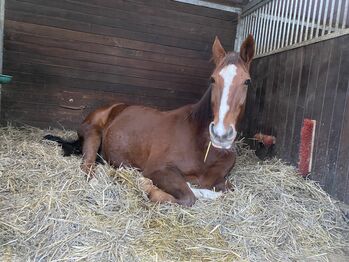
[
  {"x1": 1, "y1": 0, "x2": 237, "y2": 129},
  {"x1": 246, "y1": 35, "x2": 349, "y2": 204}
]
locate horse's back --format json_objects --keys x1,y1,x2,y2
[{"x1": 101, "y1": 104, "x2": 195, "y2": 169}]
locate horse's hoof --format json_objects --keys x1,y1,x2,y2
[
  {"x1": 138, "y1": 177, "x2": 155, "y2": 194},
  {"x1": 225, "y1": 181, "x2": 235, "y2": 192},
  {"x1": 177, "y1": 194, "x2": 197, "y2": 207}
]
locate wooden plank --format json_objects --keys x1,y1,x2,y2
[
  {"x1": 1, "y1": 87, "x2": 193, "y2": 111},
  {"x1": 4, "y1": 60, "x2": 205, "y2": 94},
  {"x1": 5, "y1": 30, "x2": 211, "y2": 72},
  {"x1": 254, "y1": 55, "x2": 270, "y2": 134},
  {"x1": 241, "y1": 57, "x2": 260, "y2": 136},
  {"x1": 4, "y1": 10, "x2": 207, "y2": 53},
  {"x1": 303, "y1": 40, "x2": 322, "y2": 119},
  {"x1": 272, "y1": 51, "x2": 287, "y2": 149},
  {"x1": 310, "y1": 40, "x2": 332, "y2": 182},
  {"x1": 290, "y1": 44, "x2": 312, "y2": 165},
  {"x1": 278, "y1": 50, "x2": 295, "y2": 159},
  {"x1": 1, "y1": 86, "x2": 198, "y2": 130},
  {"x1": 267, "y1": 53, "x2": 281, "y2": 135},
  {"x1": 260, "y1": 55, "x2": 276, "y2": 135},
  {"x1": 282, "y1": 48, "x2": 299, "y2": 162},
  {"x1": 6, "y1": 1, "x2": 234, "y2": 50},
  {"x1": 4, "y1": 71, "x2": 203, "y2": 101},
  {"x1": 4, "y1": 34, "x2": 211, "y2": 76},
  {"x1": 2, "y1": 80, "x2": 197, "y2": 106},
  {"x1": 14, "y1": 0, "x2": 235, "y2": 43},
  {"x1": 313, "y1": 37, "x2": 342, "y2": 187},
  {"x1": 5, "y1": 20, "x2": 210, "y2": 59},
  {"x1": 82, "y1": 0, "x2": 238, "y2": 22},
  {"x1": 328, "y1": 35, "x2": 349, "y2": 198},
  {"x1": 4, "y1": 49, "x2": 206, "y2": 87},
  {"x1": 335, "y1": 84, "x2": 349, "y2": 203}
]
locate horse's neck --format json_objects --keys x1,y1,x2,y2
[{"x1": 190, "y1": 86, "x2": 212, "y2": 125}]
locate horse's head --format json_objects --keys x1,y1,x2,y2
[{"x1": 209, "y1": 35, "x2": 255, "y2": 149}]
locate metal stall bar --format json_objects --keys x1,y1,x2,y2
[
  {"x1": 273, "y1": 0, "x2": 285, "y2": 50},
  {"x1": 289, "y1": 0, "x2": 299, "y2": 45},
  {"x1": 277, "y1": 0, "x2": 287, "y2": 49},
  {"x1": 262, "y1": 1, "x2": 273, "y2": 54},
  {"x1": 267, "y1": 1, "x2": 278, "y2": 51},
  {"x1": 316, "y1": 0, "x2": 324, "y2": 37},
  {"x1": 335, "y1": 0, "x2": 343, "y2": 30},
  {"x1": 255, "y1": 6, "x2": 263, "y2": 55},
  {"x1": 310, "y1": 0, "x2": 319, "y2": 39},
  {"x1": 284, "y1": 0, "x2": 294, "y2": 47},
  {"x1": 304, "y1": 0, "x2": 312, "y2": 41},
  {"x1": 237, "y1": 0, "x2": 349, "y2": 57},
  {"x1": 322, "y1": 0, "x2": 330, "y2": 36},
  {"x1": 299, "y1": 0, "x2": 309, "y2": 42},
  {"x1": 328, "y1": 0, "x2": 336, "y2": 34},
  {"x1": 343, "y1": 0, "x2": 349, "y2": 29},
  {"x1": 260, "y1": 1, "x2": 272, "y2": 54},
  {"x1": 294, "y1": 0, "x2": 304, "y2": 44}
]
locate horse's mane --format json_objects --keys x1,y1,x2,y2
[{"x1": 188, "y1": 85, "x2": 213, "y2": 128}]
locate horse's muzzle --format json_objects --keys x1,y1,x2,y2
[{"x1": 209, "y1": 122, "x2": 236, "y2": 149}]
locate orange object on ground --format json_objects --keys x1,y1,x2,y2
[{"x1": 254, "y1": 133, "x2": 276, "y2": 147}]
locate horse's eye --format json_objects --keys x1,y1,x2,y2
[
  {"x1": 244, "y1": 79, "x2": 251, "y2": 87},
  {"x1": 210, "y1": 77, "x2": 215, "y2": 84}
]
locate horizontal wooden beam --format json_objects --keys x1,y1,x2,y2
[{"x1": 173, "y1": 0, "x2": 241, "y2": 13}]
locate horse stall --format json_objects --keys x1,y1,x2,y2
[{"x1": 0, "y1": 0, "x2": 348, "y2": 261}]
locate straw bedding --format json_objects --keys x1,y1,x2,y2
[{"x1": 0, "y1": 126, "x2": 348, "y2": 261}]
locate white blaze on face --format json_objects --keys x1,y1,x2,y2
[{"x1": 215, "y1": 64, "x2": 237, "y2": 136}]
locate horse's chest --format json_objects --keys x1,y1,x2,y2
[{"x1": 171, "y1": 144, "x2": 235, "y2": 179}]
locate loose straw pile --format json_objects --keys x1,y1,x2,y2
[{"x1": 0, "y1": 126, "x2": 348, "y2": 261}]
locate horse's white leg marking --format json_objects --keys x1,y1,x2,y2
[
  {"x1": 215, "y1": 64, "x2": 237, "y2": 136},
  {"x1": 187, "y1": 183, "x2": 223, "y2": 200}
]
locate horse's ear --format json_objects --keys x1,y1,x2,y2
[
  {"x1": 240, "y1": 34, "x2": 255, "y2": 65},
  {"x1": 212, "y1": 36, "x2": 226, "y2": 65}
]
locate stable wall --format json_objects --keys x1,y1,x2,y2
[
  {"x1": 244, "y1": 34, "x2": 349, "y2": 204},
  {"x1": 0, "y1": 0, "x2": 238, "y2": 128}
]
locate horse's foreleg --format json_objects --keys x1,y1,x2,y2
[
  {"x1": 144, "y1": 166, "x2": 196, "y2": 206},
  {"x1": 211, "y1": 177, "x2": 233, "y2": 192},
  {"x1": 138, "y1": 177, "x2": 176, "y2": 204}
]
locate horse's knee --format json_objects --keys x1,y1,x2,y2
[
  {"x1": 139, "y1": 177, "x2": 176, "y2": 204},
  {"x1": 214, "y1": 179, "x2": 234, "y2": 192},
  {"x1": 143, "y1": 167, "x2": 197, "y2": 206}
]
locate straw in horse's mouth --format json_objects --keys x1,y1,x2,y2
[{"x1": 210, "y1": 136, "x2": 234, "y2": 149}]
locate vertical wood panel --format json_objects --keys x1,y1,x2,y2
[
  {"x1": 330, "y1": 35, "x2": 349, "y2": 198},
  {"x1": 314, "y1": 38, "x2": 342, "y2": 187},
  {"x1": 273, "y1": 51, "x2": 287, "y2": 142},
  {"x1": 310, "y1": 40, "x2": 332, "y2": 181},
  {"x1": 262, "y1": 55, "x2": 276, "y2": 135},
  {"x1": 280, "y1": 50, "x2": 296, "y2": 159},
  {"x1": 290, "y1": 44, "x2": 312, "y2": 165},
  {"x1": 284, "y1": 48, "x2": 303, "y2": 162},
  {"x1": 267, "y1": 53, "x2": 281, "y2": 136},
  {"x1": 247, "y1": 35, "x2": 349, "y2": 204}
]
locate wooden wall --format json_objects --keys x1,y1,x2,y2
[
  {"x1": 244, "y1": 34, "x2": 349, "y2": 204},
  {"x1": 0, "y1": 0, "x2": 238, "y2": 129}
]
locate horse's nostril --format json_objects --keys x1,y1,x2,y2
[
  {"x1": 209, "y1": 122, "x2": 219, "y2": 139},
  {"x1": 226, "y1": 126, "x2": 234, "y2": 138}
]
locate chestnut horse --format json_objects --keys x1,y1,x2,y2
[{"x1": 46, "y1": 35, "x2": 255, "y2": 206}]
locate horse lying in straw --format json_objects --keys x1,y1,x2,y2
[{"x1": 45, "y1": 35, "x2": 255, "y2": 206}]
